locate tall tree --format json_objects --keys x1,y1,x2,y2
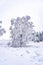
[{"x1": 9, "y1": 16, "x2": 35, "y2": 47}]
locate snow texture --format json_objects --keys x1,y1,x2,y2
[{"x1": 0, "y1": 40, "x2": 43, "y2": 65}]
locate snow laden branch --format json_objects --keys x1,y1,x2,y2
[
  {"x1": 0, "y1": 21, "x2": 6, "y2": 36},
  {"x1": 8, "y1": 16, "x2": 35, "y2": 47}
]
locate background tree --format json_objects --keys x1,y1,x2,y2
[
  {"x1": 0, "y1": 21, "x2": 6, "y2": 36},
  {"x1": 37, "y1": 32, "x2": 43, "y2": 42},
  {"x1": 32, "y1": 31, "x2": 43, "y2": 42}
]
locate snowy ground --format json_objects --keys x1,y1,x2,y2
[{"x1": 0, "y1": 40, "x2": 43, "y2": 65}]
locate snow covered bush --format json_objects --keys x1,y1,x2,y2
[
  {"x1": 0, "y1": 21, "x2": 6, "y2": 36},
  {"x1": 9, "y1": 16, "x2": 35, "y2": 47}
]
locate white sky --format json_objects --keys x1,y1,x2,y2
[{"x1": 0, "y1": 0, "x2": 43, "y2": 40}]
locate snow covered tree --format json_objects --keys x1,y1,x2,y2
[
  {"x1": 0, "y1": 21, "x2": 6, "y2": 36},
  {"x1": 9, "y1": 16, "x2": 35, "y2": 47},
  {"x1": 37, "y1": 32, "x2": 43, "y2": 42},
  {"x1": 32, "y1": 32, "x2": 40, "y2": 42},
  {"x1": 32, "y1": 31, "x2": 43, "y2": 42}
]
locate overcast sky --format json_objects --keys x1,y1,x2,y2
[{"x1": 0, "y1": 0, "x2": 43, "y2": 40}]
